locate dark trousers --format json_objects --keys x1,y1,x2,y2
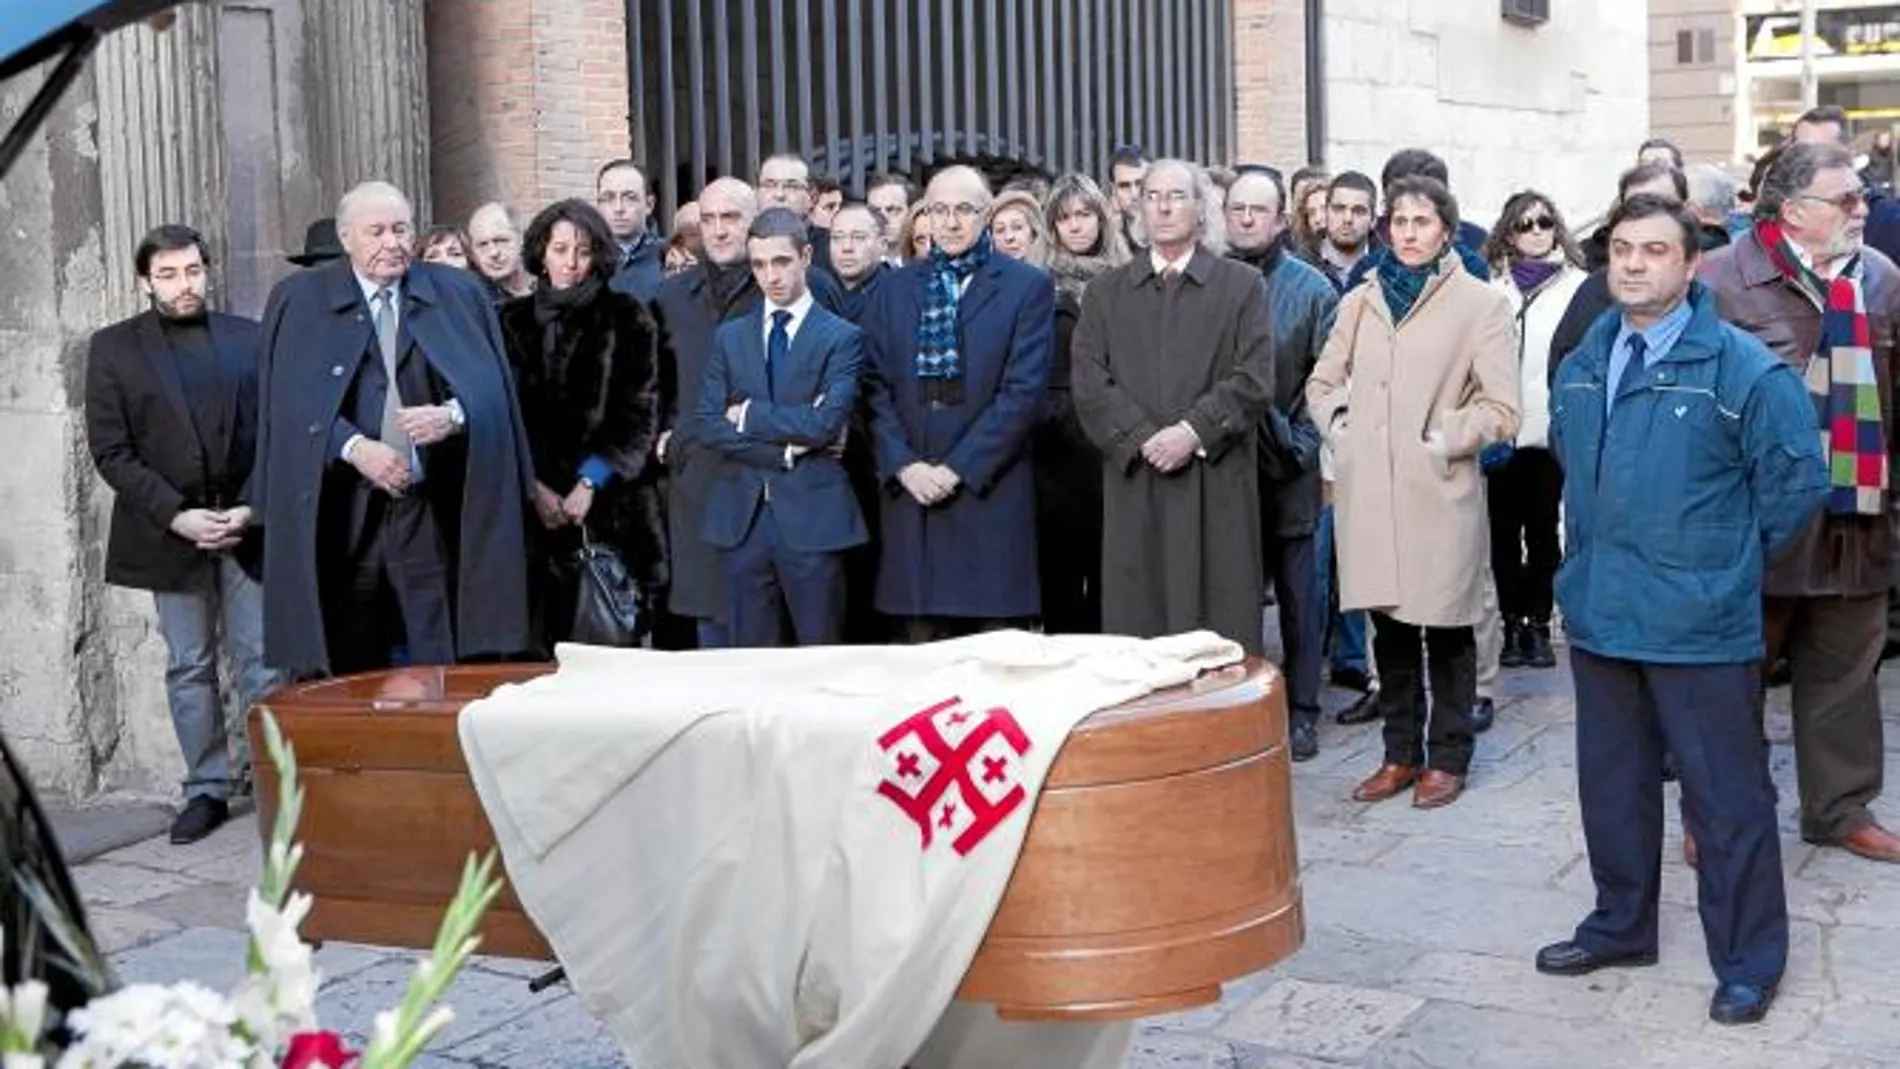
[
  {"x1": 1036, "y1": 509, "x2": 1102, "y2": 635},
  {"x1": 1486, "y1": 446, "x2": 1562, "y2": 624},
  {"x1": 721, "y1": 503, "x2": 847, "y2": 648},
  {"x1": 1763, "y1": 593, "x2": 1887, "y2": 842},
  {"x1": 1370, "y1": 614, "x2": 1476, "y2": 774},
  {"x1": 324, "y1": 494, "x2": 455, "y2": 675},
  {"x1": 1571, "y1": 649, "x2": 1787, "y2": 988},
  {"x1": 1266, "y1": 532, "x2": 1323, "y2": 725}
]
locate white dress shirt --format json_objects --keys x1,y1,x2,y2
[
  {"x1": 340, "y1": 270, "x2": 464, "y2": 462},
  {"x1": 1146, "y1": 247, "x2": 1206, "y2": 457},
  {"x1": 740, "y1": 288, "x2": 817, "y2": 467}
]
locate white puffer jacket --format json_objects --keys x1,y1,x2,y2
[{"x1": 1491, "y1": 263, "x2": 1588, "y2": 450}]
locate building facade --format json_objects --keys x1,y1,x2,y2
[
  {"x1": 1650, "y1": 0, "x2": 1900, "y2": 164},
  {"x1": 4, "y1": 0, "x2": 1648, "y2": 801}
]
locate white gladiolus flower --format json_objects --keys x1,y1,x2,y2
[
  {"x1": 413, "y1": 1005, "x2": 455, "y2": 1044},
  {"x1": 1, "y1": 979, "x2": 49, "y2": 1043}
]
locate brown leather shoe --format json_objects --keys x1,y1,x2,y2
[
  {"x1": 1837, "y1": 821, "x2": 1900, "y2": 863},
  {"x1": 1352, "y1": 764, "x2": 1417, "y2": 803},
  {"x1": 1412, "y1": 769, "x2": 1466, "y2": 809}
]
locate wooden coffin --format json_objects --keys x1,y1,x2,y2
[{"x1": 248, "y1": 657, "x2": 1303, "y2": 1021}]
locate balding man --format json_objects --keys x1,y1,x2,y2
[
  {"x1": 468, "y1": 201, "x2": 533, "y2": 306},
  {"x1": 254, "y1": 181, "x2": 538, "y2": 677},
  {"x1": 860, "y1": 165, "x2": 1053, "y2": 640},
  {"x1": 1074, "y1": 159, "x2": 1275, "y2": 657},
  {"x1": 652, "y1": 178, "x2": 845, "y2": 647}
]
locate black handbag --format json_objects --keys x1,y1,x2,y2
[{"x1": 567, "y1": 526, "x2": 647, "y2": 647}]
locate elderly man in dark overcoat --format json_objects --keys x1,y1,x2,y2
[
  {"x1": 859, "y1": 165, "x2": 1054, "y2": 641},
  {"x1": 1073, "y1": 158, "x2": 1276, "y2": 656},
  {"x1": 254, "y1": 180, "x2": 537, "y2": 677}
]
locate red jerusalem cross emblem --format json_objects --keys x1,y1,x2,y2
[{"x1": 876, "y1": 697, "x2": 1033, "y2": 856}]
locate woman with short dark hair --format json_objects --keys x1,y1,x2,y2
[
  {"x1": 1307, "y1": 176, "x2": 1522, "y2": 811},
  {"x1": 498, "y1": 198, "x2": 666, "y2": 651}
]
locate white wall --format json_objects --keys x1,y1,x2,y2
[{"x1": 1323, "y1": 0, "x2": 1651, "y2": 230}]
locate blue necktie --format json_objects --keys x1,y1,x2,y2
[
  {"x1": 768, "y1": 309, "x2": 791, "y2": 401},
  {"x1": 1613, "y1": 333, "x2": 1647, "y2": 411}
]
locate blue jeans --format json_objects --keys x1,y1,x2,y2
[
  {"x1": 152, "y1": 555, "x2": 281, "y2": 801},
  {"x1": 1315, "y1": 504, "x2": 1368, "y2": 674}
]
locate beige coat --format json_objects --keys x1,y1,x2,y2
[{"x1": 1306, "y1": 260, "x2": 1521, "y2": 627}]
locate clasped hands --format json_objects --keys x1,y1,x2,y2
[
  {"x1": 169, "y1": 506, "x2": 253, "y2": 551},
  {"x1": 1141, "y1": 422, "x2": 1201, "y2": 473},
  {"x1": 348, "y1": 404, "x2": 461, "y2": 496},
  {"x1": 533, "y1": 480, "x2": 592, "y2": 530}
]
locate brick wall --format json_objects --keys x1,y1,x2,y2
[
  {"x1": 1233, "y1": 0, "x2": 1314, "y2": 168},
  {"x1": 425, "y1": 0, "x2": 632, "y2": 229}
]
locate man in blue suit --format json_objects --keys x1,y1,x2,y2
[
  {"x1": 698, "y1": 209, "x2": 868, "y2": 647},
  {"x1": 860, "y1": 165, "x2": 1053, "y2": 641}
]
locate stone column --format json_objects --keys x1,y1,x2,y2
[
  {"x1": 0, "y1": 8, "x2": 229, "y2": 799},
  {"x1": 305, "y1": 0, "x2": 431, "y2": 211}
]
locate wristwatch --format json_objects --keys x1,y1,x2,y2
[{"x1": 577, "y1": 476, "x2": 597, "y2": 491}]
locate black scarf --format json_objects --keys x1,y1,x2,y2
[
  {"x1": 704, "y1": 259, "x2": 755, "y2": 317},
  {"x1": 1228, "y1": 234, "x2": 1287, "y2": 278},
  {"x1": 531, "y1": 275, "x2": 605, "y2": 371}
]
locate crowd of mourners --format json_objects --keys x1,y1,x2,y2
[{"x1": 85, "y1": 97, "x2": 1900, "y2": 1028}]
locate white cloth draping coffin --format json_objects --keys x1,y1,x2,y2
[{"x1": 458, "y1": 630, "x2": 1243, "y2": 1069}]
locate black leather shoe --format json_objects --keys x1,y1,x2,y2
[
  {"x1": 1290, "y1": 720, "x2": 1319, "y2": 762},
  {"x1": 1709, "y1": 982, "x2": 1776, "y2": 1025},
  {"x1": 1335, "y1": 692, "x2": 1380, "y2": 725},
  {"x1": 169, "y1": 795, "x2": 229, "y2": 846},
  {"x1": 1523, "y1": 623, "x2": 1557, "y2": 668},
  {"x1": 1330, "y1": 666, "x2": 1372, "y2": 694},
  {"x1": 1469, "y1": 697, "x2": 1496, "y2": 734},
  {"x1": 1534, "y1": 941, "x2": 1658, "y2": 977},
  {"x1": 1499, "y1": 620, "x2": 1527, "y2": 669}
]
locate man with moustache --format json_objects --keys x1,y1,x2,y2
[
  {"x1": 85, "y1": 224, "x2": 277, "y2": 844},
  {"x1": 860, "y1": 165, "x2": 1053, "y2": 640},
  {"x1": 1225, "y1": 166, "x2": 1337, "y2": 759},
  {"x1": 597, "y1": 158, "x2": 664, "y2": 303},
  {"x1": 1700, "y1": 141, "x2": 1900, "y2": 865},
  {"x1": 1540, "y1": 194, "x2": 1825, "y2": 1025},
  {"x1": 653, "y1": 178, "x2": 847, "y2": 648},
  {"x1": 1314, "y1": 171, "x2": 1378, "y2": 293},
  {"x1": 254, "y1": 181, "x2": 537, "y2": 677}
]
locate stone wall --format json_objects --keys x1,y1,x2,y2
[
  {"x1": 1321, "y1": 0, "x2": 1650, "y2": 225},
  {"x1": 1, "y1": 0, "x2": 430, "y2": 803}
]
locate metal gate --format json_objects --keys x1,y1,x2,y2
[{"x1": 625, "y1": 0, "x2": 1236, "y2": 215}]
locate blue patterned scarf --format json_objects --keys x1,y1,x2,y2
[
  {"x1": 916, "y1": 230, "x2": 994, "y2": 380},
  {"x1": 1372, "y1": 245, "x2": 1453, "y2": 321}
]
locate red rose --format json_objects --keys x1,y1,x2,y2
[{"x1": 283, "y1": 1031, "x2": 357, "y2": 1069}]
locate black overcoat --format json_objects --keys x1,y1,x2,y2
[{"x1": 253, "y1": 260, "x2": 537, "y2": 675}]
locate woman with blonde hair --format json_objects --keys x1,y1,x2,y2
[
  {"x1": 1031, "y1": 174, "x2": 1132, "y2": 635},
  {"x1": 988, "y1": 189, "x2": 1051, "y2": 268},
  {"x1": 898, "y1": 200, "x2": 934, "y2": 262}
]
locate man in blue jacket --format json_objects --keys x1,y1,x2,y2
[{"x1": 1536, "y1": 195, "x2": 1827, "y2": 1026}]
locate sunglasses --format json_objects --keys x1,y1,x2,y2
[{"x1": 1514, "y1": 215, "x2": 1557, "y2": 234}]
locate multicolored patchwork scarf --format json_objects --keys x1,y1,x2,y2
[
  {"x1": 915, "y1": 229, "x2": 993, "y2": 380},
  {"x1": 1756, "y1": 219, "x2": 1888, "y2": 516}
]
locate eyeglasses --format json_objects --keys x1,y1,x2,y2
[
  {"x1": 759, "y1": 179, "x2": 810, "y2": 193},
  {"x1": 926, "y1": 202, "x2": 983, "y2": 220},
  {"x1": 1143, "y1": 189, "x2": 1193, "y2": 205},
  {"x1": 1514, "y1": 215, "x2": 1557, "y2": 234},
  {"x1": 1797, "y1": 189, "x2": 1867, "y2": 213}
]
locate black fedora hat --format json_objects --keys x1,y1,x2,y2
[{"x1": 287, "y1": 217, "x2": 344, "y2": 266}]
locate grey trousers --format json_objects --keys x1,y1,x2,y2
[
  {"x1": 1763, "y1": 593, "x2": 1888, "y2": 842},
  {"x1": 152, "y1": 554, "x2": 280, "y2": 801}
]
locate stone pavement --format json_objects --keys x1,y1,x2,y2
[{"x1": 75, "y1": 651, "x2": 1900, "y2": 1068}]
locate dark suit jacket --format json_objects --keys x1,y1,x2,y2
[
  {"x1": 652, "y1": 264, "x2": 847, "y2": 618},
  {"x1": 697, "y1": 302, "x2": 868, "y2": 553},
  {"x1": 860, "y1": 255, "x2": 1054, "y2": 617},
  {"x1": 85, "y1": 310, "x2": 263, "y2": 591},
  {"x1": 253, "y1": 260, "x2": 537, "y2": 675}
]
